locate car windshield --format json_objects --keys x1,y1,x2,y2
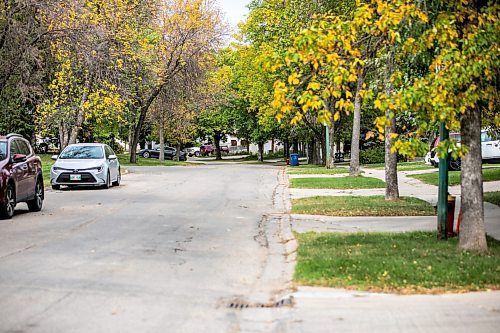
[
  {"x1": 0, "y1": 141, "x2": 6, "y2": 161},
  {"x1": 59, "y1": 146, "x2": 104, "y2": 159}
]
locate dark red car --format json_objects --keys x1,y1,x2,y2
[
  {"x1": 200, "y1": 144, "x2": 215, "y2": 156},
  {"x1": 0, "y1": 133, "x2": 44, "y2": 219}
]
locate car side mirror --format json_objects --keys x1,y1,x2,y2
[
  {"x1": 12, "y1": 154, "x2": 27, "y2": 163},
  {"x1": 51, "y1": 155, "x2": 58, "y2": 160},
  {"x1": 108, "y1": 154, "x2": 117, "y2": 160}
]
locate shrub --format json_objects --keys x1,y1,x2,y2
[{"x1": 360, "y1": 146, "x2": 385, "y2": 164}]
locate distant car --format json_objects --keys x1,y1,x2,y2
[
  {"x1": 481, "y1": 130, "x2": 500, "y2": 163},
  {"x1": 35, "y1": 135, "x2": 60, "y2": 154},
  {"x1": 0, "y1": 133, "x2": 44, "y2": 219},
  {"x1": 200, "y1": 144, "x2": 214, "y2": 156},
  {"x1": 139, "y1": 146, "x2": 187, "y2": 161},
  {"x1": 50, "y1": 143, "x2": 121, "y2": 190},
  {"x1": 216, "y1": 145, "x2": 230, "y2": 155},
  {"x1": 428, "y1": 130, "x2": 499, "y2": 171},
  {"x1": 183, "y1": 147, "x2": 201, "y2": 157}
]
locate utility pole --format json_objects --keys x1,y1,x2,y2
[
  {"x1": 324, "y1": 123, "x2": 331, "y2": 168},
  {"x1": 437, "y1": 122, "x2": 449, "y2": 239}
]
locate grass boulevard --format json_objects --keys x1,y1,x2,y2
[{"x1": 288, "y1": 163, "x2": 500, "y2": 294}]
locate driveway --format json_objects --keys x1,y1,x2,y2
[{"x1": 0, "y1": 164, "x2": 292, "y2": 333}]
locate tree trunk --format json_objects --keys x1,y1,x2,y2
[
  {"x1": 385, "y1": 114, "x2": 399, "y2": 200},
  {"x1": 59, "y1": 121, "x2": 70, "y2": 151},
  {"x1": 176, "y1": 144, "x2": 181, "y2": 161},
  {"x1": 271, "y1": 138, "x2": 275, "y2": 153},
  {"x1": 384, "y1": 53, "x2": 399, "y2": 200},
  {"x1": 214, "y1": 134, "x2": 222, "y2": 160},
  {"x1": 350, "y1": 74, "x2": 364, "y2": 176},
  {"x1": 69, "y1": 79, "x2": 92, "y2": 145},
  {"x1": 159, "y1": 112, "x2": 165, "y2": 161},
  {"x1": 258, "y1": 142, "x2": 264, "y2": 162},
  {"x1": 130, "y1": 85, "x2": 165, "y2": 163},
  {"x1": 459, "y1": 107, "x2": 487, "y2": 252}
]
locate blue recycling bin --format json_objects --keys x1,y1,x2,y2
[{"x1": 290, "y1": 153, "x2": 299, "y2": 167}]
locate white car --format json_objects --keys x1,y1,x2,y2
[
  {"x1": 182, "y1": 147, "x2": 201, "y2": 157},
  {"x1": 481, "y1": 130, "x2": 500, "y2": 163},
  {"x1": 428, "y1": 130, "x2": 499, "y2": 170},
  {"x1": 50, "y1": 143, "x2": 121, "y2": 190}
]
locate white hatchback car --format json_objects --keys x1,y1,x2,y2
[{"x1": 50, "y1": 143, "x2": 121, "y2": 190}]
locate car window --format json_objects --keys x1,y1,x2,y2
[
  {"x1": 481, "y1": 132, "x2": 491, "y2": 142},
  {"x1": 16, "y1": 139, "x2": 31, "y2": 156},
  {"x1": 104, "y1": 146, "x2": 112, "y2": 158},
  {"x1": 0, "y1": 141, "x2": 6, "y2": 161},
  {"x1": 106, "y1": 146, "x2": 115, "y2": 156},
  {"x1": 10, "y1": 140, "x2": 20, "y2": 156},
  {"x1": 59, "y1": 146, "x2": 104, "y2": 159}
]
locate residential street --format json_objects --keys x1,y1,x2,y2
[
  {"x1": 0, "y1": 164, "x2": 293, "y2": 333},
  {"x1": 0, "y1": 164, "x2": 499, "y2": 333}
]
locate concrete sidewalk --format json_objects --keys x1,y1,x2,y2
[
  {"x1": 281, "y1": 167, "x2": 500, "y2": 333},
  {"x1": 289, "y1": 167, "x2": 500, "y2": 239}
]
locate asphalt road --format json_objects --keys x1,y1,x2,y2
[{"x1": 0, "y1": 164, "x2": 283, "y2": 333}]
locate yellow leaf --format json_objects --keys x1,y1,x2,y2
[{"x1": 365, "y1": 131, "x2": 375, "y2": 140}]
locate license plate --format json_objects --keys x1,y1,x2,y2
[{"x1": 70, "y1": 174, "x2": 81, "y2": 181}]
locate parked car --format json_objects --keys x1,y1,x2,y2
[
  {"x1": 35, "y1": 135, "x2": 60, "y2": 154},
  {"x1": 200, "y1": 144, "x2": 215, "y2": 156},
  {"x1": 428, "y1": 130, "x2": 499, "y2": 171},
  {"x1": 481, "y1": 130, "x2": 500, "y2": 163},
  {"x1": 216, "y1": 145, "x2": 230, "y2": 155},
  {"x1": 50, "y1": 143, "x2": 121, "y2": 190},
  {"x1": 183, "y1": 147, "x2": 201, "y2": 157},
  {"x1": 139, "y1": 146, "x2": 187, "y2": 161},
  {"x1": 0, "y1": 133, "x2": 44, "y2": 219}
]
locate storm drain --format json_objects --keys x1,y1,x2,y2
[{"x1": 226, "y1": 296, "x2": 293, "y2": 309}]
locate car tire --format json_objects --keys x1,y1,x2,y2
[
  {"x1": 449, "y1": 158, "x2": 461, "y2": 171},
  {"x1": 102, "y1": 171, "x2": 111, "y2": 189},
  {"x1": 27, "y1": 178, "x2": 44, "y2": 212},
  {"x1": 0, "y1": 184, "x2": 16, "y2": 219},
  {"x1": 112, "y1": 169, "x2": 121, "y2": 186},
  {"x1": 194, "y1": 151, "x2": 200, "y2": 157},
  {"x1": 51, "y1": 184, "x2": 60, "y2": 190},
  {"x1": 143, "y1": 151, "x2": 150, "y2": 158}
]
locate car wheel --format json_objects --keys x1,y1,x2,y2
[
  {"x1": 0, "y1": 184, "x2": 16, "y2": 219},
  {"x1": 102, "y1": 171, "x2": 111, "y2": 189},
  {"x1": 143, "y1": 151, "x2": 150, "y2": 158},
  {"x1": 112, "y1": 169, "x2": 121, "y2": 186},
  {"x1": 51, "y1": 184, "x2": 61, "y2": 190},
  {"x1": 194, "y1": 151, "x2": 200, "y2": 157},
  {"x1": 449, "y1": 158, "x2": 461, "y2": 171},
  {"x1": 27, "y1": 178, "x2": 44, "y2": 212}
]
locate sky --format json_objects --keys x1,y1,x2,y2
[{"x1": 217, "y1": 0, "x2": 250, "y2": 32}]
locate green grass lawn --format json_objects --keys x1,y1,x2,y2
[
  {"x1": 484, "y1": 191, "x2": 500, "y2": 206},
  {"x1": 294, "y1": 231, "x2": 500, "y2": 293},
  {"x1": 287, "y1": 164, "x2": 349, "y2": 175},
  {"x1": 289, "y1": 176, "x2": 384, "y2": 189},
  {"x1": 363, "y1": 162, "x2": 435, "y2": 171},
  {"x1": 409, "y1": 167, "x2": 500, "y2": 186},
  {"x1": 292, "y1": 196, "x2": 435, "y2": 216},
  {"x1": 39, "y1": 154, "x2": 55, "y2": 186}
]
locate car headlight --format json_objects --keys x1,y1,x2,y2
[
  {"x1": 52, "y1": 166, "x2": 62, "y2": 171},
  {"x1": 96, "y1": 164, "x2": 104, "y2": 172}
]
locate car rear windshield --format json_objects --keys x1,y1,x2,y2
[
  {"x1": 0, "y1": 141, "x2": 6, "y2": 161},
  {"x1": 59, "y1": 146, "x2": 104, "y2": 159}
]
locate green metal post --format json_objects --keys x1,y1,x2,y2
[
  {"x1": 437, "y1": 122, "x2": 449, "y2": 239},
  {"x1": 325, "y1": 124, "x2": 331, "y2": 168}
]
